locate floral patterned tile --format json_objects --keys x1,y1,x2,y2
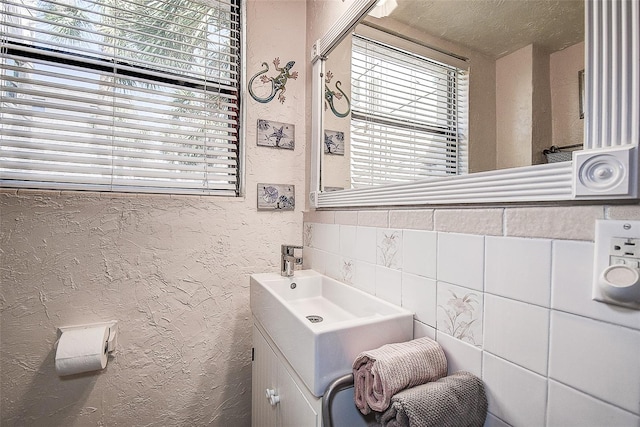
[
  {"x1": 437, "y1": 281, "x2": 483, "y2": 348},
  {"x1": 377, "y1": 229, "x2": 402, "y2": 269},
  {"x1": 340, "y1": 258, "x2": 355, "y2": 285},
  {"x1": 303, "y1": 223, "x2": 314, "y2": 248}
]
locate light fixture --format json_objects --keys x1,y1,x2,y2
[{"x1": 369, "y1": 0, "x2": 398, "y2": 18}]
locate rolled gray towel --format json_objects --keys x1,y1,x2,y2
[
  {"x1": 353, "y1": 337, "x2": 448, "y2": 415},
  {"x1": 378, "y1": 371, "x2": 488, "y2": 427}
]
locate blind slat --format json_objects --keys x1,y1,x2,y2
[
  {"x1": 0, "y1": 119, "x2": 236, "y2": 145},
  {"x1": 2, "y1": 130, "x2": 238, "y2": 153},
  {"x1": 3, "y1": 0, "x2": 240, "y2": 79},
  {"x1": 1, "y1": 159, "x2": 238, "y2": 182},
  {"x1": 2, "y1": 144, "x2": 238, "y2": 166},
  {"x1": 2, "y1": 53, "x2": 240, "y2": 99}
]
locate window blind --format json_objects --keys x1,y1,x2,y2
[
  {"x1": 350, "y1": 35, "x2": 468, "y2": 188},
  {"x1": 1, "y1": 0, "x2": 241, "y2": 195}
]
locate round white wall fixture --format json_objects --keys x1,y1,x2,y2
[{"x1": 599, "y1": 264, "x2": 640, "y2": 303}]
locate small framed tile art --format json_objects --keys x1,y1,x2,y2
[
  {"x1": 257, "y1": 119, "x2": 295, "y2": 150},
  {"x1": 257, "y1": 183, "x2": 295, "y2": 211},
  {"x1": 324, "y1": 129, "x2": 344, "y2": 155}
]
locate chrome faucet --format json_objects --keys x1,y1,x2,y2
[{"x1": 281, "y1": 244, "x2": 303, "y2": 277}]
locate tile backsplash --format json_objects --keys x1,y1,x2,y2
[{"x1": 303, "y1": 207, "x2": 640, "y2": 426}]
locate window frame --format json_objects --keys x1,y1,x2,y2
[
  {"x1": 348, "y1": 32, "x2": 469, "y2": 188},
  {"x1": 1, "y1": 0, "x2": 242, "y2": 196}
]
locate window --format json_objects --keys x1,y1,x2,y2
[
  {"x1": 1, "y1": 0, "x2": 241, "y2": 196},
  {"x1": 350, "y1": 34, "x2": 468, "y2": 188}
]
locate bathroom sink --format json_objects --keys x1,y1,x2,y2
[{"x1": 250, "y1": 270, "x2": 413, "y2": 397}]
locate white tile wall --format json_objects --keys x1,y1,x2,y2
[
  {"x1": 313, "y1": 223, "x2": 340, "y2": 253},
  {"x1": 436, "y1": 331, "x2": 482, "y2": 377},
  {"x1": 485, "y1": 236, "x2": 553, "y2": 306},
  {"x1": 374, "y1": 265, "x2": 402, "y2": 306},
  {"x1": 303, "y1": 247, "x2": 325, "y2": 274},
  {"x1": 401, "y1": 273, "x2": 437, "y2": 326},
  {"x1": 339, "y1": 225, "x2": 357, "y2": 259},
  {"x1": 437, "y1": 232, "x2": 485, "y2": 291},
  {"x1": 353, "y1": 260, "x2": 375, "y2": 295},
  {"x1": 548, "y1": 311, "x2": 640, "y2": 414},
  {"x1": 547, "y1": 380, "x2": 640, "y2": 427},
  {"x1": 355, "y1": 226, "x2": 377, "y2": 264},
  {"x1": 324, "y1": 251, "x2": 342, "y2": 281},
  {"x1": 484, "y1": 413, "x2": 511, "y2": 427},
  {"x1": 483, "y1": 352, "x2": 548, "y2": 427},
  {"x1": 403, "y1": 230, "x2": 437, "y2": 278},
  {"x1": 413, "y1": 320, "x2": 436, "y2": 340},
  {"x1": 483, "y1": 295, "x2": 550, "y2": 376},
  {"x1": 303, "y1": 218, "x2": 640, "y2": 425}
]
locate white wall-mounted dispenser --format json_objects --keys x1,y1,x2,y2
[
  {"x1": 593, "y1": 220, "x2": 640, "y2": 310},
  {"x1": 55, "y1": 321, "x2": 118, "y2": 376}
]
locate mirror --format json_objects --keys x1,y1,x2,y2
[
  {"x1": 310, "y1": 0, "x2": 639, "y2": 207},
  {"x1": 320, "y1": 0, "x2": 585, "y2": 192}
]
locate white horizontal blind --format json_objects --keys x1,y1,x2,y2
[
  {"x1": 350, "y1": 35, "x2": 468, "y2": 188},
  {"x1": 1, "y1": 0, "x2": 241, "y2": 195}
]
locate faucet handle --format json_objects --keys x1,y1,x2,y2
[{"x1": 281, "y1": 244, "x2": 303, "y2": 255}]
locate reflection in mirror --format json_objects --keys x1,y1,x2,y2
[{"x1": 320, "y1": 0, "x2": 584, "y2": 192}]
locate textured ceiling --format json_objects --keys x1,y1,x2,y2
[{"x1": 385, "y1": 0, "x2": 584, "y2": 58}]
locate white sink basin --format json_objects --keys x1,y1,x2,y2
[{"x1": 250, "y1": 270, "x2": 413, "y2": 397}]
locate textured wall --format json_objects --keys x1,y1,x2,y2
[
  {"x1": 0, "y1": 1, "x2": 307, "y2": 425},
  {"x1": 496, "y1": 44, "x2": 534, "y2": 169},
  {"x1": 1, "y1": 192, "x2": 301, "y2": 426},
  {"x1": 531, "y1": 44, "x2": 552, "y2": 166},
  {"x1": 550, "y1": 42, "x2": 585, "y2": 148}
]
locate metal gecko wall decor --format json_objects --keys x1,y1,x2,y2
[
  {"x1": 248, "y1": 57, "x2": 298, "y2": 104},
  {"x1": 324, "y1": 70, "x2": 351, "y2": 118}
]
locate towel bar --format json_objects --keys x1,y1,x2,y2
[{"x1": 322, "y1": 373, "x2": 354, "y2": 427}]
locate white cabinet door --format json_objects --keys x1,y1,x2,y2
[
  {"x1": 277, "y1": 363, "x2": 318, "y2": 427},
  {"x1": 252, "y1": 325, "x2": 319, "y2": 427},
  {"x1": 252, "y1": 326, "x2": 278, "y2": 427}
]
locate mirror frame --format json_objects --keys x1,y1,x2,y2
[{"x1": 310, "y1": 0, "x2": 639, "y2": 208}]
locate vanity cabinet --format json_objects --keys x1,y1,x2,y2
[
  {"x1": 251, "y1": 324, "x2": 320, "y2": 427},
  {"x1": 250, "y1": 270, "x2": 409, "y2": 426}
]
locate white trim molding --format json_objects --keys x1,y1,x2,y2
[
  {"x1": 314, "y1": 163, "x2": 574, "y2": 208},
  {"x1": 585, "y1": 0, "x2": 639, "y2": 150},
  {"x1": 573, "y1": 146, "x2": 638, "y2": 199}
]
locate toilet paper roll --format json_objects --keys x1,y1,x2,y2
[{"x1": 55, "y1": 326, "x2": 109, "y2": 376}]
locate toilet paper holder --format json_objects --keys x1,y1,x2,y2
[{"x1": 57, "y1": 320, "x2": 118, "y2": 353}]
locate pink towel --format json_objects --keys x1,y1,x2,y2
[{"x1": 352, "y1": 337, "x2": 448, "y2": 415}]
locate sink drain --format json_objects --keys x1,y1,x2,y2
[{"x1": 306, "y1": 315, "x2": 323, "y2": 323}]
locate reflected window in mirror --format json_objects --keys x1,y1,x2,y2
[{"x1": 349, "y1": 35, "x2": 468, "y2": 187}]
